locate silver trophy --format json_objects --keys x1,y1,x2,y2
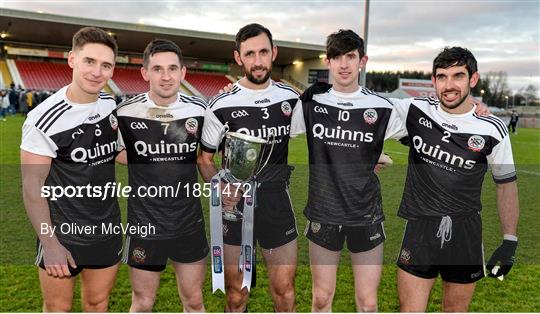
[
  {"x1": 209, "y1": 125, "x2": 275, "y2": 293},
  {"x1": 220, "y1": 131, "x2": 272, "y2": 221}
]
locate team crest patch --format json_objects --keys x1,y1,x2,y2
[
  {"x1": 311, "y1": 222, "x2": 321, "y2": 233},
  {"x1": 399, "y1": 248, "x2": 411, "y2": 265},
  {"x1": 467, "y1": 135, "x2": 485, "y2": 152},
  {"x1": 281, "y1": 101, "x2": 292, "y2": 117},
  {"x1": 363, "y1": 109, "x2": 378, "y2": 124},
  {"x1": 109, "y1": 114, "x2": 118, "y2": 131},
  {"x1": 185, "y1": 118, "x2": 198, "y2": 135},
  {"x1": 132, "y1": 247, "x2": 146, "y2": 263}
]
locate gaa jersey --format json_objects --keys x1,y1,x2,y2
[
  {"x1": 20, "y1": 86, "x2": 120, "y2": 245},
  {"x1": 391, "y1": 97, "x2": 517, "y2": 219},
  {"x1": 117, "y1": 92, "x2": 206, "y2": 239},
  {"x1": 201, "y1": 80, "x2": 299, "y2": 183},
  {"x1": 291, "y1": 86, "x2": 407, "y2": 226}
]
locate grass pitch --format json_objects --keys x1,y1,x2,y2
[{"x1": 1, "y1": 115, "x2": 539, "y2": 312}]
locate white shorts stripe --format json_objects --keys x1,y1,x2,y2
[{"x1": 34, "y1": 242, "x2": 43, "y2": 266}]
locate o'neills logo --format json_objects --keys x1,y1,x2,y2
[
  {"x1": 412, "y1": 135, "x2": 476, "y2": 169},
  {"x1": 237, "y1": 124, "x2": 290, "y2": 138},
  {"x1": 312, "y1": 123, "x2": 373, "y2": 142},
  {"x1": 399, "y1": 248, "x2": 411, "y2": 265},
  {"x1": 134, "y1": 140, "x2": 197, "y2": 156},
  {"x1": 255, "y1": 98, "x2": 270, "y2": 104},
  {"x1": 132, "y1": 247, "x2": 146, "y2": 263},
  {"x1": 155, "y1": 113, "x2": 173, "y2": 119},
  {"x1": 467, "y1": 135, "x2": 485, "y2": 152},
  {"x1": 71, "y1": 141, "x2": 117, "y2": 163}
]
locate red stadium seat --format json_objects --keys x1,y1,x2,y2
[
  {"x1": 184, "y1": 72, "x2": 231, "y2": 99},
  {"x1": 111, "y1": 67, "x2": 147, "y2": 95},
  {"x1": 16, "y1": 60, "x2": 71, "y2": 90}
]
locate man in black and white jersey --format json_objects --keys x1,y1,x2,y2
[
  {"x1": 290, "y1": 29, "x2": 407, "y2": 312},
  {"x1": 197, "y1": 24, "x2": 298, "y2": 312},
  {"x1": 116, "y1": 39, "x2": 208, "y2": 312},
  {"x1": 392, "y1": 47, "x2": 519, "y2": 312},
  {"x1": 20, "y1": 27, "x2": 121, "y2": 312}
]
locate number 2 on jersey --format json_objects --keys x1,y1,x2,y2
[{"x1": 442, "y1": 131, "x2": 451, "y2": 143}]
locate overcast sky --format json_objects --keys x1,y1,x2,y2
[{"x1": 3, "y1": 0, "x2": 539, "y2": 94}]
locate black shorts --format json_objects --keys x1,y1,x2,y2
[
  {"x1": 223, "y1": 184, "x2": 298, "y2": 250},
  {"x1": 304, "y1": 220, "x2": 386, "y2": 253},
  {"x1": 36, "y1": 235, "x2": 122, "y2": 277},
  {"x1": 123, "y1": 225, "x2": 209, "y2": 272},
  {"x1": 397, "y1": 213, "x2": 485, "y2": 284}
]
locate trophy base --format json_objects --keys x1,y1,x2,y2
[{"x1": 223, "y1": 210, "x2": 243, "y2": 222}]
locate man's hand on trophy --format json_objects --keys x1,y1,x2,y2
[{"x1": 219, "y1": 83, "x2": 234, "y2": 94}]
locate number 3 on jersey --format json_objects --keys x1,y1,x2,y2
[
  {"x1": 442, "y1": 131, "x2": 451, "y2": 143},
  {"x1": 261, "y1": 108, "x2": 269, "y2": 119}
]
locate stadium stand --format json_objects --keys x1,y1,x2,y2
[
  {"x1": 110, "y1": 67, "x2": 148, "y2": 95},
  {"x1": 184, "y1": 72, "x2": 230, "y2": 99},
  {"x1": 15, "y1": 60, "x2": 71, "y2": 90},
  {"x1": 0, "y1": 60, "x2": 11, "y2": 88}
]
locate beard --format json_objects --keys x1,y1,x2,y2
[
  {"x1": 438, "y1": 88, "x2": 470, "y2": 110},
  {"x1": 244, "y1": 64, "x2": 272, "y2": 85}
]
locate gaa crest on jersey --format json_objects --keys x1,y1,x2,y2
[
  {"x1": 281, "y1": 101, "x2": 292, "y2": 117},
  {"x1": 185, "y1": 118, "x2": 198, "y2": 135},
  {"x1": 467, "y1": 135, "x2": 485, "y2": 152},
  {"x1": 132, "y1": 247, "x2": 146, "y2": 263},
  {"x1": 311, "y1": 222, "x2": 321, "y2": 233},
  {"x1": 363, "y1": 109, "x2": 378, "y2": 124},
  {"x1": 109, "y1": 114, "x2": 118, "y2": 131}
]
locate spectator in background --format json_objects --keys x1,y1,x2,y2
[
  {"x1": 19, "y1": 88, "x2": 28, "y2": 116},
  {"x1": 1, "y1": 89, "x2": 10, "y2": 121},
  {"x1": 26, "y1": 89, "x2": 34, "y2": 112},
  {"x1": 508, "y1": 110, "x2": 519, "y2": 134},
  {"x1": 8, "y1": 83, "x2": 19, "y2": 114}
]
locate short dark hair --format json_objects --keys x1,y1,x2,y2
[
  {"x1": 143, "y1": 39, "x2": 184, "y2": 68},
  {"x1": 432, "y1": 47, "x2": 478, "y2": 77},
  {"x1": 235, "y1": 23, "x2": 273, "y2": 52},
  {"x1": 326, "y1": 29, "x2": 364, "y2": 59},
  {"x1": 72, "y1": 27, "x2": 118, "y2": 57}
]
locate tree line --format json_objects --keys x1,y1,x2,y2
[{"x1": 366, "y1": 70, "x2": 538, "y2": 107}]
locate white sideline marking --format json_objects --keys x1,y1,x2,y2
[{"x1": 517, "y1": 170, "x2": 540, "y2": 176}]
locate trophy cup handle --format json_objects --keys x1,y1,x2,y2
[{"x1": 254, "y1": 134, "x2": 276, "y2": 177}]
